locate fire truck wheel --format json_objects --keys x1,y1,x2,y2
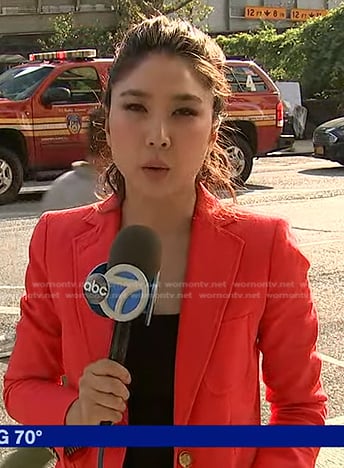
[
  {"x1": 0, "y1": 148, "x2": 24, "y2": 205},
  {"x1": 225, "y1": 134, "x2": 253, "y2": 183}
]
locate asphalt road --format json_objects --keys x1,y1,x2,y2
[{"x1": 0, "y1": 146, "x2": 343, "y2": 466}]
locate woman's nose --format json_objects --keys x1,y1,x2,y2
[{"x1": 145, "y1": 121, "x2": 171, "y2": 149}]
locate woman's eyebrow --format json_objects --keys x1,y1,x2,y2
[
  {"x1": 119, "y1": 89, "x2": 149, "y2": 98},
  {"x1": 119, "y1": 89, "x2": 203, "y2": 103},
  {"x1": 172, "y1": 93, "x2": 203, "y2": 103}
]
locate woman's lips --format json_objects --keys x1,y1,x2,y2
[
  {"x1": 143, "y1": 166, "x2": 169, "y2": 170},
  {"x1": 142, "y1": 166, "x2": 170, "y2": 179}
]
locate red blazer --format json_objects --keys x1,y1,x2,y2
[{"x1": 3, "y1": 186, "x2": 327, "y2": 468}]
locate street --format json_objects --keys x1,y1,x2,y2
[{"x1": 0, "y1": 145, "x2": 343, "y2": 465}]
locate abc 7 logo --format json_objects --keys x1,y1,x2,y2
[{"x1": 83, "y1": 265, "x2": 150, "y2": 321}]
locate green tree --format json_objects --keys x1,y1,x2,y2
[
  {"x1": 216, "y1": 23, "x2": 303, "y2": 82},
  {"x1": 38, "y1": 14, "x2": 115, "y2": 56},
  {"x1": 39, "y1": 0, "x2": 213, "y2": 56},
  {"x1": 299, "y1": 5, "x2": 344, "y2": 97}
]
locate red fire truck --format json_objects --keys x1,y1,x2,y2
[{"x1": 0, "y1": 49, "x2": 286, "y2": 204}]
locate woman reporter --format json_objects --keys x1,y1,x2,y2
[{"x1": 3, "y1": 15, "x2": 327, "y2": 468}]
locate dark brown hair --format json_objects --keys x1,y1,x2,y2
[{"x1": 94, "y1": 15, "x2": 235, "y2": 201}]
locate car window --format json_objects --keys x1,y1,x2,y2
[
  {"x1": 0, "y1": 65, "x2": 53, "y2": 101},
  {"x1": 47, "y1": 66, "x2": 102, "y2": 104},
  {"x1": 226, "y1": 66, "x2": 269, "y2": 93}
]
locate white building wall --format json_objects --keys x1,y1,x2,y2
[{"x1": 297, "y1": 0, "x2": 324, "y2": 8}]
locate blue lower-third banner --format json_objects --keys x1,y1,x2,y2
[{"x1": 0, "y1": 426, "x2": 343, "y2": 448}]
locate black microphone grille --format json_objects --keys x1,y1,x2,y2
[{"x1": 107, "y1": 225, "x2": 162, "y2": 282}]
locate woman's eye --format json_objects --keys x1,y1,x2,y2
[
  {"x1": 174, "y1": 108, "x2": 198, "y2": 117},
  {"x1": 123, "y1": 103, "x2": 146, "y2": 112}
]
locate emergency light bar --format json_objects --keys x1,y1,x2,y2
[{"x1": 28, "y1": 49, "x2": 97, "y2": 61}]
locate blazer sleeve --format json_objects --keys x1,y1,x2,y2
[
  {"x1": 253, "y1": 219, "x2": 328, "y2": 467},
  {"x1": 3, "y1": 213, "x2": 78, "y2": 426}
]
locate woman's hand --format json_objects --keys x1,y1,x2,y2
[{"x1": 65, "y1": 359, "x2": 131, "y2": 425}]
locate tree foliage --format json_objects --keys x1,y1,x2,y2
[
  {"x1": 39, "y1": 0, "x2": 212, "y2": 57},
  {"x1": 38, "y1": 14, "x2": 115, "y2": 56},
  {"x1": 216, "y1": 4, "x2": 344, "y2": 99}
]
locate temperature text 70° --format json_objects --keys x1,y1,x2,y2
[{"x1": 0, "y1": 429, "x2": 43, "y2": 445}]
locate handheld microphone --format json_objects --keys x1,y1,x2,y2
[
  {"x1": 83, "y1": 225, "x2": 161, "y2": 467},
  {"x1": 83, "y1": 224, "x2": 162, "y2": 365}
]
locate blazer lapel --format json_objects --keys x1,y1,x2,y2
[
  {"x1": 174, "y1": 188, "x2": 245, "y2": 425},
  {"x1": 71, "y1": 196, "x2": 121, "y2": 364}
]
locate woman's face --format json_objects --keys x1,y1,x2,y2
[{"x1": 106, "y1": 53, "x2": 215, "y2": 199}]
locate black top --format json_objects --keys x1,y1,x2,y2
[{"x1": 123, "y1": 313, "x2": 180, "y2": 468}]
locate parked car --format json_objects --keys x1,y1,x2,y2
[
  {"x1": 220, "y1": 58, "x2": 289, "y2": 182},
  {"x1": 312, "y1": 117, "x2": 344, "y2": 166}
]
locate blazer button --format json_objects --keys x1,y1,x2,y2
[{"x1": 178, "y1": 450, "x2": 193, "y2": 467}]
